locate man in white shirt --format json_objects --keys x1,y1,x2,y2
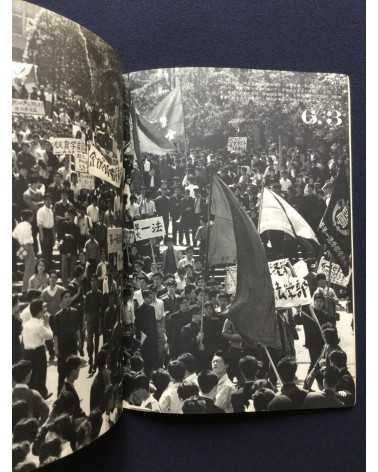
[
  {"x1": 37, "y1": 193, "x2": 55, "y2": 270},
  {"x1": 151, "y1": 288, "x2": 166, "y2": 367},
  {"x1": 12, "y1": 210, "x2": 36, "y2": 294},
  {"x1": 212, "y1": 351, "x2": 236, "y2": 413},
  {"x1": 139, "y1": 191, "x2": 156, "y2": 217},
  {"x1": 159, "y1": 360, "x2": 186, "y2": 413},
  {"x1": 87, "y1": 197, "x2": 99, "y2": 224},
  {"x1": 23, "y1": 299, "x2": 53, "y2": 399},
  {"x1": 279, "y1": 171, "x2": 293, "y2": 194},
  {"x1": 178, "y1": 246, "x2": 195, "y2": 269}
]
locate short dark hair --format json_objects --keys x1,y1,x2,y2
[
  {"x1": 253, "y1": 388, "x2": 276, "y2": 412},
  {"x1": 277, "y1": 357, "x2": 297, "y2": 383},
  {"x1": 29, "y1": 299, "x2": 43, "y2": 317},
  {"x1": 197, "y1": 370, "x2": 218, "y2": 394},
  {"x1": 168, "y1": 360, "x2": 186, "y2": 383},
  {"x1": 13, "y1": 418, "x2": 39, "y2": 443},
  {"x1": 64, "y1": 355, "x2": 81, "y2": 377},
  {"x1": 323, "y1": 366, "x2": 341, "y2": 388},
  {"x1": 39, "y1": 436, "x2": 62, "y2": 464},
  {"x1": 12, "y1": 360, "x2": 32, "y2": 383},
  {"x1": 239, "y1": 355, "x2": 259, "y2": 380},
  {"x1": 133, "y1": 374, "x2": 149, "y2": 392},
  {"x1": 182, "y1": 398, "x2": 206, "y2": 414},
  {"x1": 12, "y1": 442, "x2": 30, "y2": 468},
  {"x1": 130, "y1": 355, "x2": 144, "y2": 373},
  {"x1": 73, "y1": 265, "x2": 84, "y2": 278},
  {"x1": 12, "y1": 401, "x2": 29, "y2": 430},
  {"x1": 177, "y1": 383, "x2": 199, "y2": 401},
  {"x1": 61, "y1": 289, "x2": 71, "y2": 300},
  {"x1": 177, "y1": 353, "x2": 196, "y2": 374},
  {"x1": 142, "y1": 289, "x2": 152, "y2": 299},
  {"x1": 213, "y1": 350, "x2": 230, "y2": 365},
  {"x1": 151, "y1": 369, "x2": 170, "y2": 400},
  {"x1": 323, "y1": 328, "x2": 340, "y2": 347},
  {"x1": 329, "y1": 349, "x2": 347, "y2": 369}
]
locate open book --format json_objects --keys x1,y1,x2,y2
[{"x1": 12, "y1": 1, "x2": 356, "y2": 469}]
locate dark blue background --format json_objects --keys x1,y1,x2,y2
[{"x1": 32, "y1": 1, "x2": 365, "y2": 471}]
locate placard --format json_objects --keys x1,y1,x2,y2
[
  {"x1": 107, "y1": 227, "x2": 123, "y2": 254},
  {"x1": 12, "y1": 99, "x2": 45, "y2": 116},
  {"x1": 317, "y1": 256, "x2": 351, "y2": 287},
  {"x1": 227, "y1": 137, "x2": 248, "y2": 153},
  {"x1": 225, "y1": 259, "x2": 312, "y2": 308},
  {"x1": 88, "y1": 144, "x2": 122, "y2": 188},
  {"x1": 133, "y1": 216, "x2": 166, "y2": 241},
  {"x1": 269, "y1": 258, "x2": 312, "y2": 308},
  {"x1": 77, "y1": 173, "x2": 95, "y2": 190}
]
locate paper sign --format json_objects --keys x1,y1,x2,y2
[
  {"x1": 317, "y1": 256, "x2": 351, "y2": 287},
  {"x1": 88, "y1": 144, "x2": 122, "y2": 188},
  {"x1": 133, "y1": 216, "x2": 166, "y2": 241},
  {"x1": 12, "y1": 99, "x2": 45, "y2": 116},
  {"x1": 227, "y1": 137, "x2": 248, "y2": 153},
  {"x1": 107, "y1": 227, "x2": 123, "y2": 254},
  {"x1": 269, "y1": 259, "x2": 312, "y2": 308},
  {"x1": 225, "y1": 258, "x2": 312, "y2": 308},
  {"x1": 77, "y1": 173, "x2": 95, "y2": 190}
]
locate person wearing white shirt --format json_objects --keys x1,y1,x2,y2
[
  {"x1": 12, "y1": 210, "x2": 36, "y2": 294},
  {"x1": 139, "y1": 195, "x2": 156, "y2": 217},
  {"x1": 87, "y1": 199, "x2": 99, "y2": 224},
  {"x1": 151, "y1": 290, "x2": 166, "y2": 366},
  {"x1": 23, "y1": 299, "x2": 53, "y2": 399},
  {"x1": 212, "y1": 352, "x2": 236, "y2": 413},
  {"x1": 159, "y1": 361, "x2": 186, "y2": 414},
  {"x1": 279, "y1": 171, "x2": 293, "y2": 193},
  {"x1": 37, "y1": 194, "x2": 55, "y2": 270}
]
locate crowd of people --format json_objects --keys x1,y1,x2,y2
[
  {"x1": 12, "y1": 82, "x2": 355, "y2": 470},
  {"x1": 12, "y1": 81, "x2": 127, "y2": 470},
  {"x1": 119, "y1": 142, "x2": 355, "y2": 415}
]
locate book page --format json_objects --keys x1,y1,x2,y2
[
  {"x1": 122, "y1": 67, "x2": 355, "y2": 415},
  {"x1": 12, "y1": 1, "x2": 127, "y2": 469}
]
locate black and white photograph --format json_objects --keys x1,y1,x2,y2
[
  {"x1": 123, "y1": 67, "x2": 355, "y2": 415},
  {"x1": 10, "y1": 1, "x2": 358, "y2": 469},
  {"x1": 12, "y1": 1, "x2": 126, "y2": 469}
]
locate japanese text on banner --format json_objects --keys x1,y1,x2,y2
[
  {"x1": 227, "y1": 137, "x2": 247, "y2": 153},
  {"x1": 88, "y1": 144, "x2": 122, "y2": 188},
  {"x1": 225, "y1": 259, "x2": 312, "y2": 308},
  {"x1": 12, "y1": 99, "x2": 45, "y2": 116},
  {"x1": 133, "y1": 216, "x2": 166, "y2": 241},
  {"x1": 317, "y1": 256, "x2": 351, "y2": 287}
]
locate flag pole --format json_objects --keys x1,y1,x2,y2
[
  {"x1": 198, "y1": 167, "x2": 214, "y2": 350},
  {"x1": 176, "y1": 70, "x2": 190, "y2": 162},
  {"x1": 257, "y1": 180, "x2": 283, "y2": 387}
]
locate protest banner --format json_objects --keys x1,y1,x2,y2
[
  {"x1": 88, "y1": 144, "x2": 122, "y2": 188},
  {"x1": 107, "y1": 228, "x2": 123, "y2": 254},
  {"x1": 77, "y1": 173, "x2": 95, "y2": 190},
  {"x1": 269, "y1": 258, "x2": 312, "y2": 308},
  {"x1": 51, "y1": 138, "x2": 88, "y2": 168},
  {"x1": 225, "y1": 259, "x2": 312, "y2": 308},
  {"x1": 12, "y1": 99, "x2": 45, "y2": 116},
  {"x1": 227, "y1": 137, "x2": 248, "y2": 153},
  {"x1": 317, "y1": 256, "x2": 351, "y2": 287},
  {"x1": 133, "y1": 216, "x2": 166, "y2": 242}
]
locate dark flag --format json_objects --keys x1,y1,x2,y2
[
  {"x1": 318, "y1": 165, "x2": 351, "y2": 275},
  {"x1": 130, "y1": 100, "x2": 175, "y2": 160},
  {"x1": 210, "y1": 176, "x2": 280, "y2": 349}
]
